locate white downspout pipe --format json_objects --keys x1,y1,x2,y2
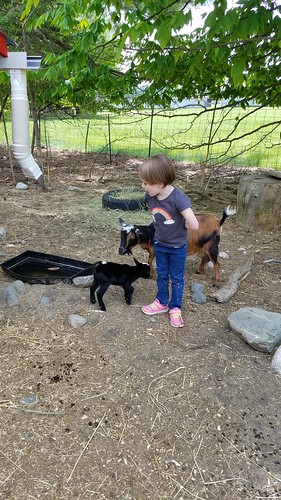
[{"x1": 10, "y1": 68, "x2": 43, "y2": 182}]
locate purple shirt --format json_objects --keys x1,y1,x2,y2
[{"x1": 145, "y1": 187, "x2": 191, "y2": 247}]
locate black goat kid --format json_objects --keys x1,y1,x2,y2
[{"x1": 90, "y1": 258, "x2": 150, "y2": 311}]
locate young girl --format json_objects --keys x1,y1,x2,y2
[{"x1": 139, "y1": 154, "x2": 199, "y2": 328}]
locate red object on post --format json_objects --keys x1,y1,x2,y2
[
  {"x1": 0, "y1": 32, "x2": 8, "y2": 57},
  {"x1": 0, "y1": 29, "x2": 17, "y2": 57}
]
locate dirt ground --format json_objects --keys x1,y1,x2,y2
[{"x1": 0, "y1": 148, "x2": 280, "y2": 500}]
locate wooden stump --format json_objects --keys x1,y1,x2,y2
[{"x1": 236, "y1": 174, "x2": 281, "y2": 230}]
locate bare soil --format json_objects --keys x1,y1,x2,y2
[{"x1": 0, "y1": 148, "x2": 280, "y2": 500}]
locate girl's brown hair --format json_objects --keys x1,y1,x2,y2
[{"x1": 139, "y1": 154, "x2": 176, "y2": 187}]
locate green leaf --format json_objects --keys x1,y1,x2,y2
[
  {"x1": 156, "y1": 21, "x2": 171, "y2": 49},
  {"x1": 21, "y1": 0, "x2": 39, "y2": 20},
  {"x1": 238, "y1": 18, "x2": 250, "y2": 39},
  {"x1": 231, "y1": 58, "x2": 245, "y2": 87},
  {"x1": 174, "y1": 49, "x2": 184, "y2": 63},
  {"x1": 204, "y1": 10, "x2": 217, "y2": 29},
  {"x1": 78, "y1": 18, "x2": 89, "y2": 30},
  {"x1": 172, "y1": 10, "x2": 192, "y2": 31},
  {"x1": 221, "y1": 9, "x2": 238, "y2": 32}
]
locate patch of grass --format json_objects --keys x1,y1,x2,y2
[
  {"x1": 78, "y1": 194, "x2": 152, "y2": 229},
  {"x1": 108, "y1": 188, "x2": 144, "y2": 200},
  {"x1": 1, "y1": 106, "x2": 280, "y2": 169}
]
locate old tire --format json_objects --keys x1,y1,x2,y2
[{"x1": 102, "y1": 189, "x2": 147, "y2": 211}]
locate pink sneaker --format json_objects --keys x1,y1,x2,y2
[
  {"x1": 142, "y1": 299, "x2": 169, "y2": 315},
  {"x1": 169, "y1": 308, "x2": 184, "y2": 328}
]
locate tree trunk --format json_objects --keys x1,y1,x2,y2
[{"x1": 236, "y1": 174, "x2": 281, "y2": 230}]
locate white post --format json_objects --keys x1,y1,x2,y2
[
  {"x1": 10, "y1": 68, "x2": 42, "y2": 180},
  {"x1": 0, "y1": 52, "x2": 44, "y2": 185}
]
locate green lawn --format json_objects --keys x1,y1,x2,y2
[{"x1": 2, "y1": 106, "x2": 280, "y2": 169}]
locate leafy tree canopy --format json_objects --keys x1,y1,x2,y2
[{"x1": 1, "y1": 0, "x2": 281, "y2": 110}]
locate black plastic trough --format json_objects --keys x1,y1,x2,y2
[{"x1": 0, "y1": 250, "x2": 94, "y2": 285}]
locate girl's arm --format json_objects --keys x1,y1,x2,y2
[{"x1": 181, "y1": 207, "x2": 199, "y2": 230}]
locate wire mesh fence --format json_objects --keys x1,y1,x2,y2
[{"x1": 1, "y1": 105, "x2": 281, "y2": 169}]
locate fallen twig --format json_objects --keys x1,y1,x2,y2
[
  {"x1": 0, "y1": 449, "x2": 26, "y2": 475},
  {"x1": 148, "y1": 366, "x2": 186, "y2": 413},
  {"x1": 217, "y1": 431, "x2": 281, "y2": 483},
  {"x1": 263, "y1": 259, "x2": 281, "y2": 264},
  {"x1": 66, "y1": 412, "x2": 106, "y2": 485},
  {"x1": 212, "y1": 254, "x2": 255, "y2": 303}
]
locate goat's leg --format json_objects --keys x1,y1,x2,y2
[
  {"x1": 212, "y1": 261, "x2": 221, "y2": 286},
  {"x1": 208, "y1": 253, "x2": 221, "y2": 286},
  {"x1": 148, "y1": 247, "x2": 155, "y2": 277},
  {"x1": 123, "y1": 284, "x2": 134, "y2": 305},
  {"x1": 96, "y1": 283, "x2": 110, "y2": 311},
  {"x1": 196, "y1": 254, "x2": 210, "y2": 274},
  {"x1": 90, "y1": 280, "x2": 99, "y2": 304},
  {"x1": 196, "y1": 253, "x2": 221, "y2": 286},
  {"x1": 208, "y1": 235, "x2": 221, "y2": 286}
]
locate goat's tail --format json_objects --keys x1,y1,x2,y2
[
  {"x1": 198, "y1": 206, "x2": 236, "y2": 248},
  {"x1": 219, "y1": 205, "x2": 236, "y2": 227},
  {"x1": 198, "y1": 230, "x2": 217, "y2": 248},
  {"x1": 92, "y1": 261, "x2": 102, "y2": 271}
]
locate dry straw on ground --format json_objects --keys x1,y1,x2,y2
[{"x1": 0, "y1": 149, "x2": 280, "y2": 499}]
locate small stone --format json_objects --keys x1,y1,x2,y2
[
  {"x1": 68, "y1": 314, "x2": 87, "y2": 328},
  {"x1": 3, "y1": 285, "x2": 19, "y2": 306},
  {"x1": 190, "y1": 283, "x2": 204, "y2": 293},
  {"x1": 192, "y1": 291, "x2": 207, "y2": 304},
  {"x1": 271, "y1": 346, "x2": 281, "y2": 375},
  {"x1": 40, "y1": 295, "x2": 50, "y2": 304},
  {"x1": 20, "y1": 395, "x2": 37, "y2": 404},
  {"x1": 0, "y1": 226, "x2": 6, "y2": 241},
  {"x1": 219, "y1": 252, "x2": 229, "y2": 259},
  {"x1": 15, "y1": 182, "x2": 28, "y2": 190},
  {"x1": 11, "y1": 280, "x2": 25, "y2": 293},
  {"x1": 73, "y1": 275, "x2": 93, "y2": 287}
]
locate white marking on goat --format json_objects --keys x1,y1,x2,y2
[
  {"x1": 225, "y1": 206, "x2": 236, "y2": 216},
  {"x1": 101, "y1": 261, "x2": 107, "y2": 265},
  {"x1": 120, "y1": 224, "x2": 135, "y2": 233}
]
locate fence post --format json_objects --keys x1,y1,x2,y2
[
  {"x1": 148, "y1": 107, "x2": 154, "y2": 157},
  {"x1": 107, "y1": 113, "x2": 112, "y2": 165},
  {"x1": 85, "y1": 120, "x2": 90, "y2": 152}
]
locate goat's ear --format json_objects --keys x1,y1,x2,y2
[
  {"x1": 133, "y1": 257, "x2": 140, "y2": 265},
  {"x1": 135, "y1": 228, "x2": 142, "y2": 235},
  {"x1": 119, "y1": 217, "x2": 126, "y2": 225}
]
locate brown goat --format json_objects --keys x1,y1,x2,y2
[{"x1": 119, "y1": 206, "x2": 236, "y2": 286}]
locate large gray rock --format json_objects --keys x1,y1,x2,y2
[{"x1": 227, "y1": 307, "x2": 281, "y2": 353}]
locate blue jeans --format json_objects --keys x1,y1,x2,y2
[{"x1": 154, "y1": 240, "x2": 187, "y2": 310}]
